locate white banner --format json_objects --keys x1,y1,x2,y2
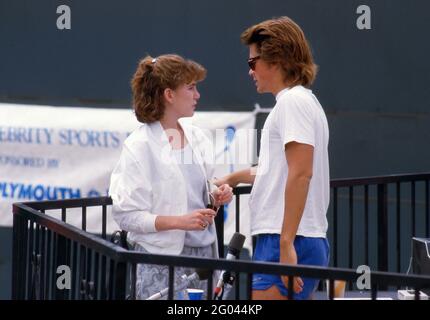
[{"x1": 0, "y1": 103, "x2": 256, "y2": 250}]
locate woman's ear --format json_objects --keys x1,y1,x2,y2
[{"x1": 163, "y1": 88, "x2": 175, "y2": 105}]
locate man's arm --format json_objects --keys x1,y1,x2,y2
[
  {"x1": 214, "y1": 166, "x2": 257, "y2": 187},
  {"x1": 280, "y1": 141, "x2": 314, "y2": 293}
]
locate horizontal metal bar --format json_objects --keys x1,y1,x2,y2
[
  {"x1": 330, "y1": 172, "x2": 430, "y2": 188},
  {"x1": 19, "y1": 196, "x2": 112, "y2": 211},
  {"x1": 233, "y1": 186, "x2": 252, "y2": 195},
  {"x1": 121, "y1": 251, "x2": 430, "y2": 289},
  {"x1": 232, "y1": 173, "x2": 430, "y2": 194}
]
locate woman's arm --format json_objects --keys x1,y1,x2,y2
[{"x1": 155, "y1": 209, "x2": 217, "y2": 231}]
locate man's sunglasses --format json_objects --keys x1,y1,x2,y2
[{"x1": 247, "y1": 55, "x2": 261, "y2": 71}]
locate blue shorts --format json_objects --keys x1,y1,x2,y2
[{"x1": 252, "y1": 234, "x2": 330, "y2": 300}]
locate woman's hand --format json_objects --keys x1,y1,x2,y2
[
  {"x1": 212, "y1": 184, "x2": 233, "y2": 207},
  {"x1": 179, "y1": 209, "x2": 216, "y2": 231}
]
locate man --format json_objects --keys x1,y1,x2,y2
[{"x1": 216, "y1": 17, "x2": 330, "y2": 300}]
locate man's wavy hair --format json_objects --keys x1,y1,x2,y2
[
  {"x1": 241, "y1": 16, "x2": 317, "y2": 87},
  {"x1": 131, "y1": 54, "x2": 206, "y2": 123}
]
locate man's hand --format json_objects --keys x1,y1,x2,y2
[
  {"x1": 212, "y1": 184, "x2": 233, "y2": 207},
  {"x1": 280, "y1": 241, "x2": 304, "y2": 294}
]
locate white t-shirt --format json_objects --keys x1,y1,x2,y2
[
  {"x1": 249, "y1": 85, "x2": 330, "y2": 238},
  {"x1": 171, "y1": 144, "x2": 216, "y2": 247}
]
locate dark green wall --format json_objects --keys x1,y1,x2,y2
[
  {"x1": 1, "y1": 0, "x2": 430, "y2": 299},
  {"x1": 1, "y1": 0, "x2": 429, "y2": 178}
]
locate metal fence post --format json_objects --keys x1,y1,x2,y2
[
  {"x1": 55, "y1": 234, "x2": 69, "y2": 300},
  {"x1": 113, "y1": 261, "x2": 127, "y2": 300},
  {"x1": 12, "y1": 213, "x2": 20, "y2": 300},
  {"x1": 12, "y1": 213, "x2": 27, "y2": 299},
  {"x1": 377, "y1": 183, "x2": 388, "y2": 272},
  {"x1": 215, "y1": 206, "x2": 224, "y2": 258}
]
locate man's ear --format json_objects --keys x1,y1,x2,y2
[
  {"x1": 163, "y1": 88, "x2": 174, "y2": 104},
  {"x1": 268, "y1": 62, "x2": 280, "y2": 71}
]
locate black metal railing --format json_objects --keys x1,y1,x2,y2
[
  {"x1": 330, "y1": 173, "x2": 430, "y2": 283},
  {"x1": 12, "y1": 172, "x2": 430, "y2": 300},
  {"x1": 12, "y1": 197, "x2": 124, "y2": 300},
  {"x1": 231, "y1": 173, "x2": 430, "y2": 272}
]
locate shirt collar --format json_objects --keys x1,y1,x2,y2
[
  {"x1": 275, "y1": 87, "x2": 290, "y2": 101},
  {"x1": 148, "y1": 120, "x2": 195, "y2": 148},
  {"x1": 148, "y1": 121, "x2": 169, "y2": 144}
]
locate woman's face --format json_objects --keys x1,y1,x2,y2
[{"x1": 167, "y1": 82, "x2": 200, "y2": 119}]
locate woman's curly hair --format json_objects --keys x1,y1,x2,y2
[{"x1": 131, "y1": 54, "x2": 206, "y2": 123}]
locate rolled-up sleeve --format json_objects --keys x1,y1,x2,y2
[{"x1": 109, "y1": 146, "x2": 158, "y2": 234}]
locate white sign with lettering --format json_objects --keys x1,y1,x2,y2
[{"x1": 0, "y1": 103, "x2": 255, "y2": 250}]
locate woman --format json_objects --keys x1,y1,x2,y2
[{"x1": 109, "y1": 54, "x2": 233, "y2": 299}]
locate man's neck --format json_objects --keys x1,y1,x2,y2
[{"x1": 272, "y1": 79, "x2": 294, "y2": 96}]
